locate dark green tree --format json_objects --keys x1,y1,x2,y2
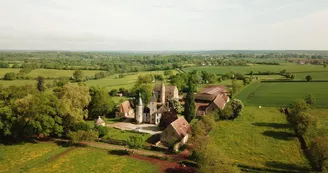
[
  {"x1": 306, "y1": 75, "x2": 312, "y2": 82},
  {"x1": 4, "y1": 72, "x2": 16, "y2": 80},
  {"x1": 184, "y1": 76, "x2": 196, "y2": 122},
  {"x1": 36, "y1": 76, "x2": 46, "y2": 92},
  {"x1": 88, "y1": 87, "x2": 114, "y2": 120},
  {"x1": 305, "y1": 94, "x2": 316, "y2": 105},
  {"x1": 73, "y1": 70, "x2": 84, "y2": 82}
]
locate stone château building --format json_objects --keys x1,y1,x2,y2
[{"x1": 135, "y1": 83, "x2": 179, "y2": 125}]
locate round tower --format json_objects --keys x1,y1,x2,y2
[{"x1": 135, "y1": 93, "x2": 143, "y2": 124}]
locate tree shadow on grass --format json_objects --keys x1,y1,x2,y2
[
  {"x1": 146, "y1": 134, "x2": 161, "y2": 144},
  {"x1": 108, "y1": 149, "x2": 130, "y2": 156},
  {"x1": 265, "y1": 161, "x2": 312, "y2": 172},
  {"x1": 252, "y1": 122, "x2": 292, "y2": 129},
  {"x1": 54, "y1": 140, "x2": 72, "y2": 148},
  {"x1": 262, "y1": 131, "x2": 295, "y2": 141}
]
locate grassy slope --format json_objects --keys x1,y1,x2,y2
[
  {"x1": 84, "y1": 71, "x2": 165, "y2": 91},
  {"x1": 0, "y1": 142, "x2": 64, "y2": 173},
  {"x1": 0, "y1": 142, "x2": 158, "y2": 173},
  {"x1": 209, "y1": 106, "x2": 310, "y2": 172},
  {"x1": 28, "y1": 147, "x2": 158, "y2": 173},
  {"x1": 236, "y1": 82, "x2": 328, "y2": 108}
]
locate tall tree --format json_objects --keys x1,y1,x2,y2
[
  {"x1": 57, "y1": 83, "x2": 91, "y2": 130},
  {"x1": 73, "y1": 70, "x2": 84, "y2": 82},
  {"x1": 88, "y1": 87, "x2": 114, "y2": 120},
  {"x1": 36, "y1": 76, "x2": 46, "y2": 92},
  {"x1": 184, "y1": 75, "x2": 196, "y2": 122}
]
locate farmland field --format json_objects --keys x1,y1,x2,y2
[
  {"x1": 185, "y1": 64, "x2": 328, "y2": 79},
  {"x1": 0, "y1": 142, "x2": 158, "y2": 173},
  {"x1": 209, "y1": 106, "x2": 311, "y2": 172},
  {"x1": 84, "y1": 71, "x2": 168, "y2": 91},
  {"x1": 236, "y1": 81, "x2": 328, "y2": 107}
]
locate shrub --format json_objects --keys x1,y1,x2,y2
[
  {"x1": 4, "y1": 72, "x2": 16, "y2": 80},
  {"x1": 309, "y1": 137, "x2": 328, "y2": 172},
  {"x1": 68, "y1": 130, "x2": 98, "y2": 144},
  {"x1": 94, "y1": 125, "x2": 109, "y2": 138},
  {"x1": 71, "y1": 122, "x2": 90, "y2": 132},
  {"x1": 127, "y1": 135, "x2": 144, "y2": 149}
]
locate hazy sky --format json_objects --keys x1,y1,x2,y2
[{"x1": 1, "y1": 0, "x2": 328, "y2": 50}]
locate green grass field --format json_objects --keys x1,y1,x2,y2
[
  {"x1": 85, "y1": 71, "x2": 167, "y2": 91},
  {"x1": 0, "y1": 142, "x2": 158, "y2": 173},
  {"x1": 236, "y1": 81, "x2": 328, "y2": 108},
  {"x1": 185, "y1": 63, "x2": 328, "y2": 79},
  {"x1": 209, "y1": 106, "x2": 311, "y2": 172}
]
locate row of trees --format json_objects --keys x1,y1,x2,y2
[{"x1": 285, "y1": 95, "x2": 328, "y2": 171}]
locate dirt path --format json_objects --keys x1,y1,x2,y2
[
  {"x1": 129, "y1": 154, "x2": 196, "y2": 173},
  {"x1": 49, "y1": 147, "x2": 76, "y2": 162}
]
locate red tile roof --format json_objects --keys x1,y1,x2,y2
[
  {"x1": 119, "y1": 101, "x2": 132, "y2": 113},
  {"x1": 170, "y1": 117, "x2": 191, "y2": 138}
]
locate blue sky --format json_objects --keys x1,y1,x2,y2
[{"x1": 0, "y1": 0, "x2": 328, "y2": 50}]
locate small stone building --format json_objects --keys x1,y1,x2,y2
[{"x1": 160, "y1": 117, "x2": 191, "y2": 151}]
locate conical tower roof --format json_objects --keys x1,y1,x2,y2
[
  {"x1": 150, "y1": 91, "x2": 157, "y2": 103},
  {"x1": 95, "y1": 116, "x2": 105, "y2": 125}
]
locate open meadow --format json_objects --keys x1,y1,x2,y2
[
  {"x1": 236, "y1": 81, "x2": 328, "y2": 108},
  {"x1": 209, "y1": 106, "x2": 311, "y2": 172},
  {"x1": 185, "y1": 63, "x2": 328, "y2": 80},
  {"x1": 84, "y1": 70, "x2": 171, "y2": 91},
  {"x1": 0, "y1": 142, "x2": 158, "y2": 173}
]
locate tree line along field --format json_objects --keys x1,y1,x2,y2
[
  {"x1": 209, "y1": 106, "x2": 311, "y2": 172},
  {"x1": 236, "y1": 81, "x2": 328, "y2": 108},
  {"x1": 0, "y1": 68, "x2": 102, "y2": 79},
  {"x1": 0, "y1": 142, "x2": 158, "y2": 173},
  {"x1": 0, "y1": 68, "x2": 173, "y2": 91}
]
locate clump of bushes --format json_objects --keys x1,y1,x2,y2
[{"x1": 219, "y1": 99, "x2": 244, "y2": 120}]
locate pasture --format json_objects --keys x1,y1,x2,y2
[
  {"x1": 185, "y1": 63, "x2": 328, "y2": 79},
  {"x1": 84, "y1": 71, "x2": 168, "y2": 91},
  {"x1": 209, "y1": 106, "x2": 311, "y2": 172},
  {"x1": 0, "y1": 142, "x2": 158, "y2": 173},
  {"x1": 236, "y1": 81, "x2": 328, "y2": 107}
]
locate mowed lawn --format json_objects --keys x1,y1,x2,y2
[
  {"x1": 236, "y1": 81, "x2": 328, "y2": 108},
  {"x1": 210, "y1": 106, "x2": 311, "y2": 172},
  {"x1": 0, "y1": 142, "x2": 158, "y2": 173}
]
